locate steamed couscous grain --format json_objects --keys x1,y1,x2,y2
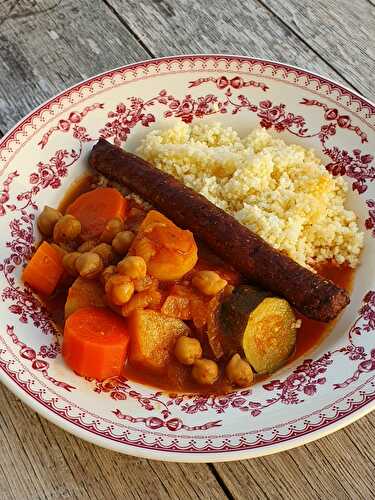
[{"x1": 137, "y1": 122, "x2": 363, "y2": 268}]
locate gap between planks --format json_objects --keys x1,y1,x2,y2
[
  {"x1": 256, "y1": 0, "x2": 361, "y2": 94},
  {"x1": 0, "y1": 1, "x2": 374, "y2": 498},
  {"x1": 102, "y1": 0, "x2": 155, "y2": 57},
  {"x1": 103, "y1": 0, "x2": 361, "y2": 95}
]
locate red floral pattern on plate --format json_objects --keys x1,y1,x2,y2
[
  {"x1": 1, "y1": 149, "x2": 79, "y2": 333},
  {"x1": 365, "y1": 200, "x2": 375, "y2": 236},
  {"x1": 1, "y1": 85, "x2": 374, "y2": 407},
  {"x1": 38, "y1": 103, "x2": 103, "y2": 149},
  {"x1": 300, "y1": 98, "x2": 368, "y2": 144},
  {"x1": 0, "y1": 172, "x2": 19, "y2": 216},
  {"x1": 6, "y1": 325, "x2": 74, "y2": 391},
  {"x1": 188, "y1": 75, "x2": 269, "y2": 91},
  {"x1": 113, "y1": 409, "x2": 221, "y2": 432},
  {"x1": 2, "y1": 82, "x2": 375, "y2": 406},
  {"x1": 0, "y1": 56, "x2": 374, "y2": 459},
  {"x1": 99, "y1": 99, "x2": 157, "y2": 146}
]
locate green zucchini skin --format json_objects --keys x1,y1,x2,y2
[
  {"x1": 218, "y1": 285, "x2": 272, "y2": 353},
  {"x1": 218, "y1": 285, "x2": 297, "y2": 373}
]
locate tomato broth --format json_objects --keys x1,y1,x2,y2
[{"x1": 39, "y1": 175, "x2": 355, "y2": 394}]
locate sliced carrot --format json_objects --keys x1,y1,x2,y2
[
  {"x1": 23, "y1": 241, "x2": 64, "y2": 295},
  {"x1": 129, "y1": 210, "x2": 198, "y2": 281},
  {"x1": 63, "y1": 306, "x2": 129, "y2": 380},
  {"x1": 66, "y1": 187, "x2": 127, "y2": 240}
]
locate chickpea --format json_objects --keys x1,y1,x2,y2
[
  {"x1": 91, "y1": 243, "x2": 115, "y2": 267},
  {"x1": 78, "y1": 240, "x2": 97, "y2": 253},
  {"x1": 117, "y1": 256, "x2": 147, "y2": 280},
  {"x1": 105, "y1": 273, "x2": 134, "y2": 306},
  {"x1": 225, "y1": 354, "x2": 253, "y2": 388},
  {"x1": 75, "y1": 252, "x2": 103, "y2": 279},
  {"x1": 174, "y1": 337, "x2": 202, "y2": 365},
  {"x1": 121, "y1": 290, "x2": 161, "y2": 317},
  {"x1": 112, "y1": 230, "x2": 134, "y2": 255},
  {"x1": 100, "y1": 265, "x2": 117, "y2": 286},
  {"x1": 62, "y1": 251, "x2": 81, "y2": 277},
  {"x1": 53, "y1": 214, "x2": 81, "y2": 243},
  {"x1": 192, "y1": 359, "x2": 219, "y2": 385},
  {"x1": 100, "y1": 217, "x2": 124, "y2": 243},
  {"x1": 38, "y1": 206, "x2": 62, "y2": 236},
  {"x1": 192, "y1": 271, "x2": 227, "y2": 296}
]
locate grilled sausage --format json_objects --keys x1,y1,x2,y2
[{"x1": 89, "y1": 139, "x2": 350, "y2": 321}]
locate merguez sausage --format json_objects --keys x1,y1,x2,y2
[{"x1": 89, "y1": 139, "x2": 350, "y2": 322}]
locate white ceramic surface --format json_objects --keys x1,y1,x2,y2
[{"x1": 0, "y1": 55, "x2": 374, "y2": 462}]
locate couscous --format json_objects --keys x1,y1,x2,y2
[{"x1": 137, "y1": 122, "x2": 363, "y2": 269}]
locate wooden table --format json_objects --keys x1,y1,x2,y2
[{"x1": 0, "y1": 1, "x2": 374, "y2": 498}]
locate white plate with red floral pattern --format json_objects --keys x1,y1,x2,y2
[{"x1": 0, "y1": 55, "x2": 374, "y2": 462}]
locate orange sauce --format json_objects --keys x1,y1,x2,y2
[
  {"x1": 291, "y1": 263, "x2": 354, "y2": 362},
  {"x1": 58, "y1": 175, "x2": 95, "y2": 213},
  {"x1": 122, "y1": 262, "x2": 354, "y2": 393},
  {"x1": 42, "y1": 288, "x2": 67, "y2": 331},
  {"x1": 40, "y1": 175, "x2": 356, "y2": 394}
]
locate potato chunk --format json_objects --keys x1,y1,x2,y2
[
  {"x1": 129, "y1": 310, "x2": 190, "y2": 372},
  {"x1": 65, "y1": 277, "x2": 106, "y2": 318}
]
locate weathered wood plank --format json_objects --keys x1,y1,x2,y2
[
  {"x1": 0, "y1": 0, "x2": 149, "y2": 133},
  {"x1": 264, "y1": 0, "x2": 375, "y2": 100},
  {"x1": 0, "y1": 1, "x2": 224, "y2": 499},
  {"x1": 105, "y1": 0, "x2": 359, "y2": 91},
  {"x1": 0, "y1": 1, "x2": 374, "y2": 499},
  {"x1": 215, "y1": 412, "x2": 375, "y2": 500},
  {"x1": 103, "y1": 3, "x2": 375, "y2": 498},
  {"x1": 0, "y1": 383, "x2": 226, "y2": 500}
]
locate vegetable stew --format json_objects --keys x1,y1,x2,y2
[{"x1": 25, "y1": 175, "x2": 354, "y2": 394}]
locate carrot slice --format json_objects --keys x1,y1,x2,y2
[
  {"x1": 23, "y1": 241, "x2": 64, "y2": 295},
  {"x1": 63, "y1": 306, "x2": 129, "y2": 380},
  {"x1": 129, "y1": 210, "x2": 198, "y2": 280},
  {"x1": 66, "y1": 187, "x2": 127, "y2": 240}
]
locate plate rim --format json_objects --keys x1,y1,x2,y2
[
  {"x1": 0, "y1": 53, "x2": 374, "y2": 462},
  {"x1": 1, "y1": 53, "x2": 374, "y2": 150}
]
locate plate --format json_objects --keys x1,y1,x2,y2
[{"x1": 0, "y1": 55, "x2": 374, "y2": 462}]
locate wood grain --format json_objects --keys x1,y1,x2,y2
[
  {"x1": 0, "y1": 383, "x2": 226, "y2": 500},
  {"x1": 105, "y1": 0, "x2": 358, "y2": 90},
  {"x1": 0, "y1": 0, "x2": 375, "y2": 499},
  {"x1": 0, "y1": 0, "x2": 149, "y2": 133},
  {"x1": 0, "y1": 1, "x2": 223, "y2": 498},
  {"x1": 264, "y1": 0, "x2": 375, "y2": 100},
  {"x1": 215, "y1": 413, "x2": 375, "y2": 499}
]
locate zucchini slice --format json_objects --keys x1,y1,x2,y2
[
  {"x1": 218, "y1": 285, "x2": 272, "y2": 353},
  {"x1": 242, "y1": 297, "x2": 297, "y2": 374}
]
